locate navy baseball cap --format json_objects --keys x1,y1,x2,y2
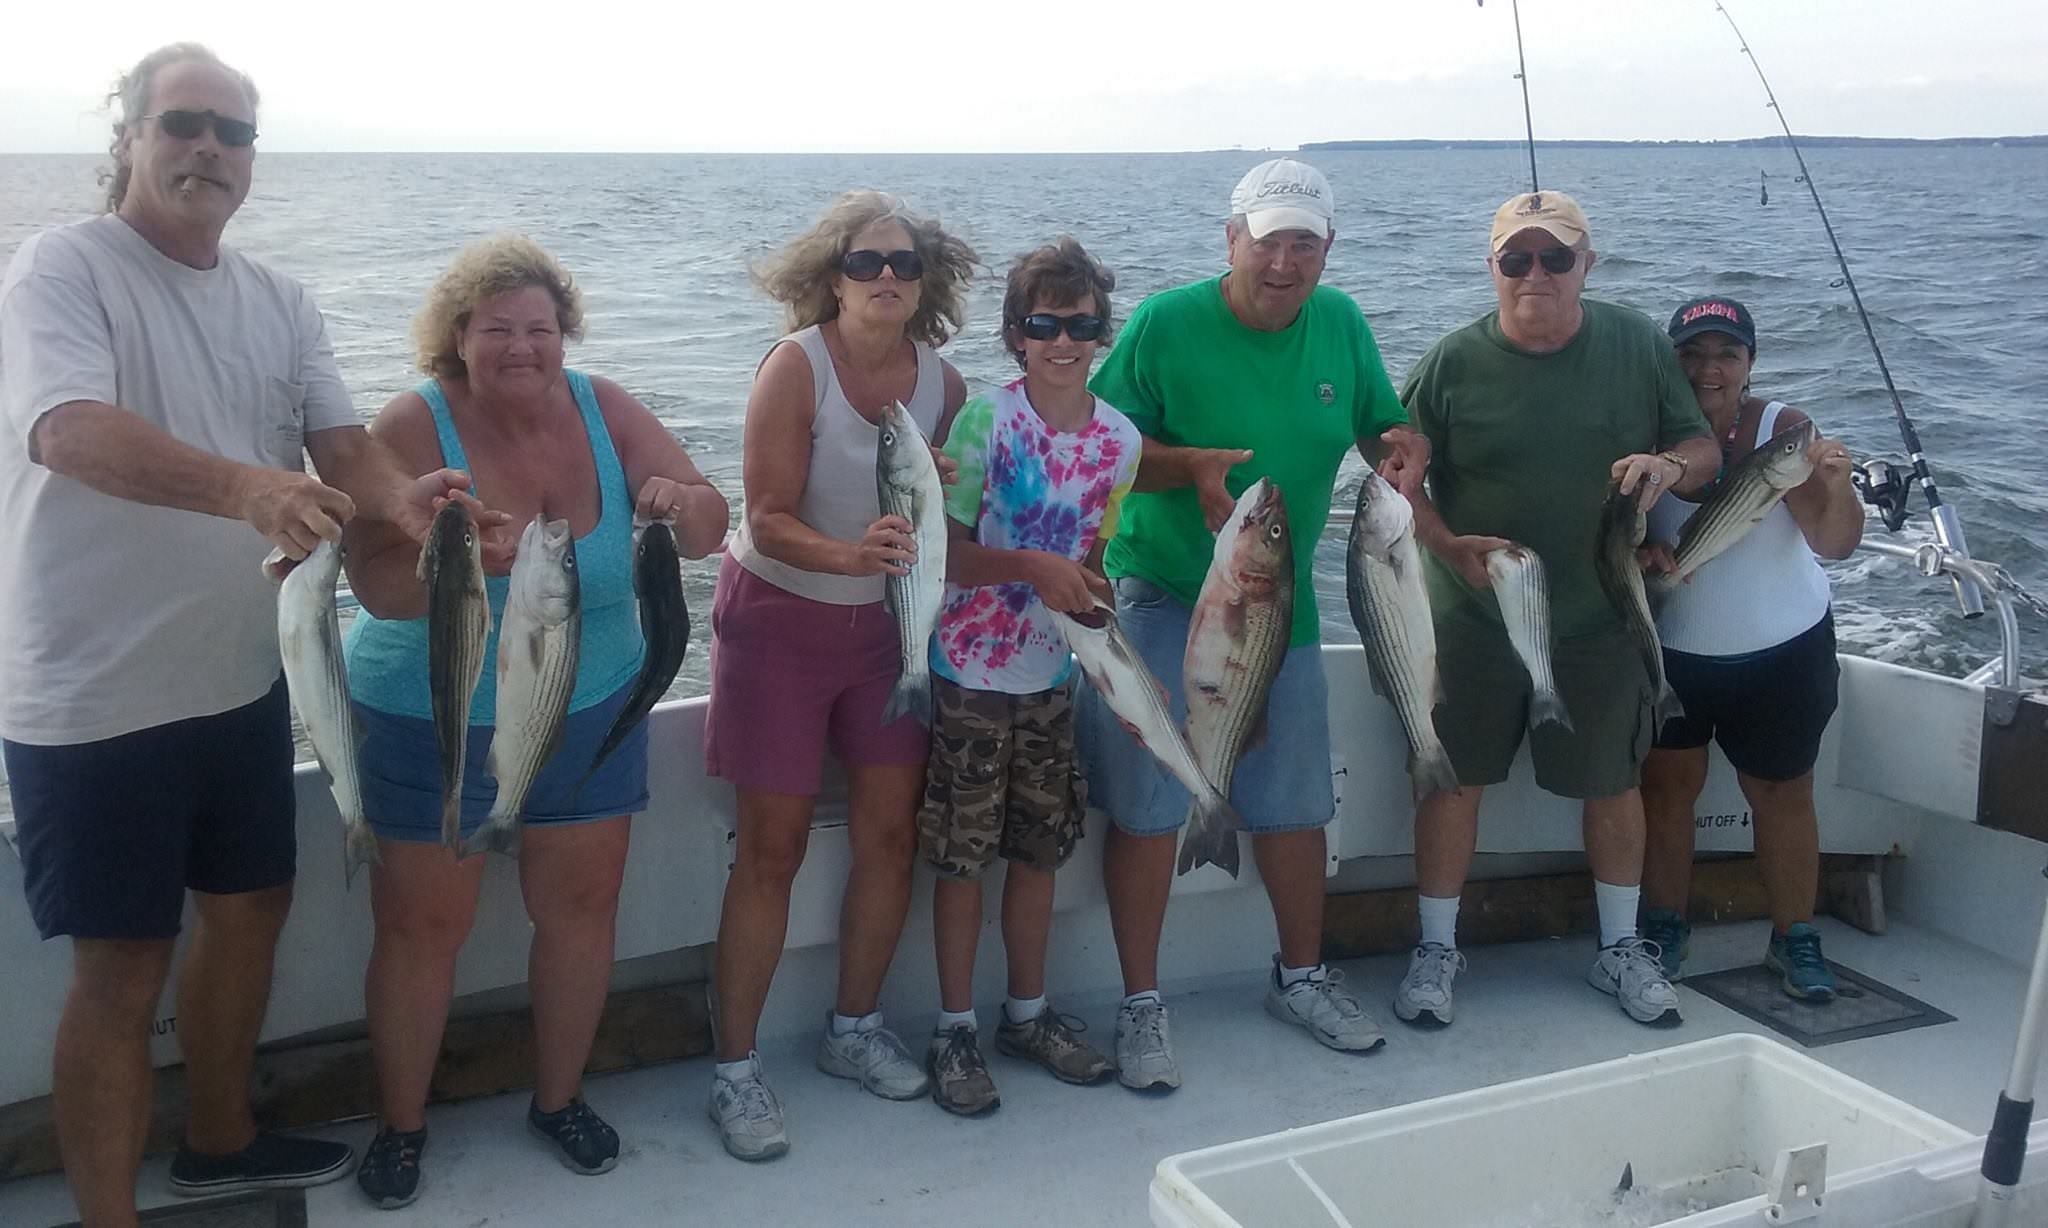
[{"x1": 1668, "y1": 296, "x2": 1756, "y2": 351}]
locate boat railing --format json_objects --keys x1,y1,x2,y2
[{"x1": 1854, "y1": 536, "x2": 2045, "y2": 694}]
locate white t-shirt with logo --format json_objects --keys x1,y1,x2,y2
[{"x1": 0, "y1": 214, "x2": 358, "y2": 745}]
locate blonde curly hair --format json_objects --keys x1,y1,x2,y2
[
  {"x1": 412, "y1": 234, "x2": 586, "y2": 380},
  {"x1": 753, "y1": 190, "x2": 977, "y2": 348}
]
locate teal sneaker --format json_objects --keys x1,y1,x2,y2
[
  {"x1": 1640, "y1": 909, "x2": 1691, "y2": 980},
  {"x1": 1766, "y1": 923, "x2": 1837, "y2": 1002}
]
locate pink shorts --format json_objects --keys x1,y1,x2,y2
[{"x1": 704, "y1": 554, "x2": 930, "y2": 795}]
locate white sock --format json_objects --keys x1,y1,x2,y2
[
  {"x1": 1277, "y1": 962, "x2": 1324, "y2": 988},
  {"x1": 1595, "y1": 881, "x2": 1642, "y2": 949},
  {"x1": 1418, "y1": 894, "x2": 1461, "y2": 950},
  {"x1": 1122, "y1": 989, "x2": 1162, "y2": 1009},
  {"x1": 714, "y1": 1052, "x2": 758, "y2": 1082},
  {"x1": 936, "y1": 1007, "x2": 978, "y2": 1032},
  {"x1": 1003, "y1": 995, "x2": 1047, "y2": 1025},
  {"x1": 831, "y1": 1010, "x2": 879, "y2": 1037}
]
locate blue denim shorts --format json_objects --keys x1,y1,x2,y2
[
  {"x1": 355, "y1": 681, "x2": 652, "y2": 843},
  {"x1": 1074, "y1": 576, "x2": 1336, "y2": 836}
]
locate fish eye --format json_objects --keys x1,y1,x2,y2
[
  {"x1": 1267, "y1": 523, "x2": 1283, "y2": 540},
  {"x1": 881, "y1": 430, "x2": 895, "y2": 446}
]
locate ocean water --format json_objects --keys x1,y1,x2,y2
[{"x1": 2, "y1": 147, "x2": 2044, "y2": 779}]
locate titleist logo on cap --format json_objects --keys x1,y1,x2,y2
[
  {"x1": 1682, "y1": 301, "x2": 1743, "y2": 326},
  {"x1": 1254, "y1": 181, "x2": 1325, "y2": 202}
]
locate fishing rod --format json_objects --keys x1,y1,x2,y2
[
  {"x1": 1712, "y1": 1, "x2": 1986, "y2": 617},
  {"x1": 1477, "y1": 0, "x2": 1540, "y2": 190}
]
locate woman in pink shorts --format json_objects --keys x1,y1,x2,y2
[{"x1": 702, "y1": 190, "x2": 974, "y2": 1160}]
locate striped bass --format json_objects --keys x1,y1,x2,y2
[
  {"x1": 1050, "y1": 602, "x2": 1239, "y2": 835},
  {"x1": 422, "y1": 501, "x2": 491, "y2": 851},
  {"x1": 1346, "y1": 472, "x2": 1459, "y2": 800},
  {"x1": 1649, "y1": 419, "x2": 1818, "y2": 590},
  {"x1": 1594, "y1": 483, "x2": 1678, "y2": 721},
  {"x1": 876, "y1": 400, "x2": 947, "y2": 726},
  {"x1": 466, "y1": 516, "x2": 580, "y2": 859},
  {"x1": 582, "y1": 519, "x2": 688, "y2": 790},
  {"x1": 1484, "y1": 545, "x2": 1574, "y2": 733},
  {"x1": 1180, "y1": 479, "x2": 1292, "y2": 877},
  {"x1": 274, "y1": 540, "x2": 376, "y2": 885}
]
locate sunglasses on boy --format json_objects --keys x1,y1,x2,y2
[
  {"x1": 840, "y1": 249, "x2": 924, "y2": 282},
  {"x1": 1017, "y1": 313, "x2": 1107, "y2": 342},
  {"x1": 140, "y1": 109, "x2": 259, "y2": 148},
  {"x1": 1494, "y1": 245, "x2": 1579, "y2": 279}
]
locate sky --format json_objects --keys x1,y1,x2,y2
[{"x1": 4, "y1": 0, "x2": 2045, "y2": 154}]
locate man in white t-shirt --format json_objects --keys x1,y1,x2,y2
[{"x1": 0, "y1": 43, "x2": 498, "y2": 1223}]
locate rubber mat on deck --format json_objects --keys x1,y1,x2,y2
[
  {"x1": 47, "y1": 1191, "x2": 305, "y2": 1228},
  {"x1": 1684, "y1": 960, "x2": 1956, "y2": 1047}
]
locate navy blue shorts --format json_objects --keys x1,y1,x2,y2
[
  {"x1": 1654, "y1": 612, "x2": 1840, "y2": 782},
  {"x1": 354, "y1": 680, "x2": 651, "y2": 843},
  {"x1": 5, "y1": 677, "x2": 297, "y2": 941}
]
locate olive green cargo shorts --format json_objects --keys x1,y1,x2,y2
[{"x1": 1431, "y1": 615, "x2": 1653, "y2": 800}]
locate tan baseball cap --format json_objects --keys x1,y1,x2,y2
[{"x1": 1489, "y1": 190, "x2": 1591, "y2": 253}]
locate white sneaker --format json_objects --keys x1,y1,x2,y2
[
  {"x1": 1265, "y1": 961, "x2": 1386, "y2": 1052},
  {"x1": 1114, "y1": 997, "x2": 1182, "y2": 1091},
  {"x1": 707, "y1": 1053, "x2": 789, "y2": 1161},
  {"x1": 816, "y1": 1014, "x2": 930, "y2": 1100},
  {"x1": 1588, "y1": 937, "x2": 1684, "y2": 1027},
  {"x1": 1393, "y1": 943, "x2": 1467, "y2": 1027}
]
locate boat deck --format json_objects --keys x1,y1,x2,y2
[{"x1": 5, "y1": 913, "x2": 2042, "y2": 1227}]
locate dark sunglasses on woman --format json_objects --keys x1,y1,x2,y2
[
  {"x1": 140, "y1": 109, "x2": 258, "y2": 148},
  {"x1": 841, "y1": 249, "x2": 924, "y2": 282},
  {"x1": 1018, "y1": 313, "x2": 1107, "y2": 342},
  {"x1": 1495, "y1": 246, "x2": 1579, "y2": 279}
]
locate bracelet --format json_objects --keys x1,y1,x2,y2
[{"x1": 1657, "y1": 450, "x2": 1688, "y2": 482}]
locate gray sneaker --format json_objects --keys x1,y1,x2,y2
[
  {"x1": 1114, "y1": 997, "x2": 1182, "y2": 1091},
  {"x1": 1588, "y1": 937, "x2": 1684, "y2": 1027},
  {"x1": 995, "y1": 1006, "x2": 1112, "y2": 1085},
  {"x1": 1392, "y1": 943, "x2": 1467, "y2": 1028},
  {"x1": 708, "y1": 1054, "x2": 789, "y2": 1162},
  {"x1": 816, "y1": 1014, "x2": 930, "y2": 1100},
  {"x1": 927, "y1": 1025, "x2": 1000, "y2": 1116},
  {"x1": 1265, "y1": 960, "x2": 1386, "y2": 1052}
]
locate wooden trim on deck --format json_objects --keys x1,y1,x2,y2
[{"x1": 1322, "y1": 852, "x2": 1888, "y2": 960}]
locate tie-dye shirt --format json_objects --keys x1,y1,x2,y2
[{"x1": 931, "y1": 379, "x2": 1142, "y2": 694}]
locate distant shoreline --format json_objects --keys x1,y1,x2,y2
[{"x1": 1303, "y1": 135, "x2": 2048, "y2": 150}]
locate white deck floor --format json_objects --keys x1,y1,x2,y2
[{"x1": 6, "y1": 915, "x2": 2043, "y2": 1227}]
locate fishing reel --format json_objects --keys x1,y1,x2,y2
[{"x1": 1852, "y1": 458, "x2": 1913, "y2": 532}]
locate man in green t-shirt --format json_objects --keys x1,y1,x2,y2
[
  {"x1": 1076, "y1": 158, "x2": 1428, "y2": 1090},
  {"x1": 1392, "y1": 190, "x2": 1718, "y2": 1033}
]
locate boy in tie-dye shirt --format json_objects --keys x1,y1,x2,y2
[{"x1": 915, "y1": 238, "x2": 1140, "y2": 1116}]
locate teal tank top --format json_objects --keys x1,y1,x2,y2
[{"x1": 345, "y1": 369, "x2": 644, "y2": 722}]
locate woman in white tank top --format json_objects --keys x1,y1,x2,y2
[
  {"x1": 1636, "y1": 296, "x2": 1864, "y2": 1004},
  {"x1": 703, "y1": 191, "x2": 976, "y2": 1158}
]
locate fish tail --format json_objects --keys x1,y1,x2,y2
[
  {"x1": 1529, "y1": 688, "x2": 1576, "y2": 733},
  {"x1": 343, "y1": 819, "x2": 381, "y2": 889},
  {"x1": 1409, "y1": 744, "x2": 1461, "y2": 803},
  {"x1": 880, "y1": 670, "x2": 932, "y2": 727},
  {"x1": 1176, "y1": 796, "x2": 1242, "y2": 878},
  {"x1": 439, "y1": 793, "x2": 463, "y2": 852},
  {"x1": 1653, "y1": 682, "x2": 1685, "y2": 727},
  {"x1": 460, "y1": 813, "x2": 522, "y2": 860}
]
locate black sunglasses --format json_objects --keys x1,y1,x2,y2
[
  {"x1": 841, "y1": 248, "x2": 923, "y2": 282},
  {"x1": 1018, "y1": 313, "x2": 1107, "y2": 342},
  {"x1": 1495, "y1": 246, "x2": 1579, "y2": 279},
  {"x1": 140, "y1": 109, "x2": 258, "y2": 148}
]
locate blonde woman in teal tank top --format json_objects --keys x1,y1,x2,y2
[{"x1": 339, "y1": 236, "x2": 728, "y2": 1207}]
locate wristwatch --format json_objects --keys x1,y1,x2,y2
[{"x1": 1657, "y1": 450, "x2": 1688, "y2": 482}]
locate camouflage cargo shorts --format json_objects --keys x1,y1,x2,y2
[{"x1": 916, "y1": 677, "x2": 1088, "y2": 878}]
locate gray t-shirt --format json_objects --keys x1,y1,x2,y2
[{"x1": 0, "y1": 214, "x2": 357, "y2": 744}]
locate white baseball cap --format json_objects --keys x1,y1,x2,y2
[{"x1": 1229, "y1": 158, "x2": 1334, "y2": 239}]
